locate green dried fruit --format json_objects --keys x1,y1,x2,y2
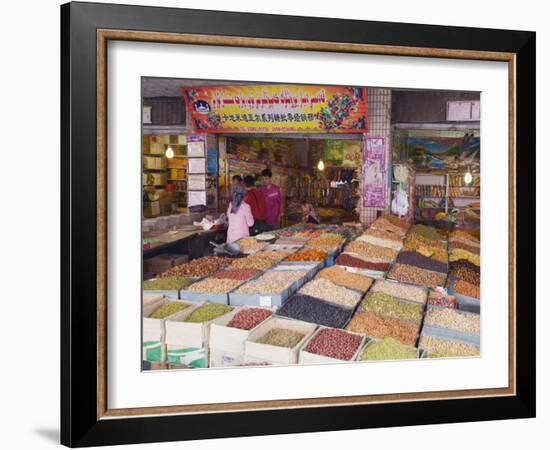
[
  {"x1": 256, "y1": 328, "x2": 305, "y2": 348},
  {"x1": 184, "y1": 303, "x2": 233, "y2": 323},
  {"x1": 359, "y1": 337, "x2": 417, "y2": 361},
  {"x1": 361, "y1": 292, "x2": 424, "y2": 323},
  {"x1": 149, "y1": 301, "x2": 188, "y2": 319},
  {"x1": 143, "y1": 276, "x2": 191, "y2": 290}
]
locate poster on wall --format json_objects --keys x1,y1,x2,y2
[
  {"x1": 362, "y1": 136, "x2": 386, "y2": 208},
  {"x1": 183, "y1": 85, "x2": 368, "y2": 133}
]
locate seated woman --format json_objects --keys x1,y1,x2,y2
[{"x1": 226, "y1": 187, "x2": 254, "y2": 243}]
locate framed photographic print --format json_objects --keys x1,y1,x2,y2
[{"x1": 61, "y1": 1, "x2": 536, "y2": 447}]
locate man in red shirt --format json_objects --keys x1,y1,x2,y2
[{"x1": 243, "y1": 175, "x2": 269, "y2": 235}]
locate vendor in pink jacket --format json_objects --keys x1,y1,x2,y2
[
  {"x1": 226, "y1": 186, "x2": 254, "y2": 243},
  {"x1": 259, "y1": 168, "x2": 282, "y2": 229}
]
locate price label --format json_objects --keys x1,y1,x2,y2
[{"x1": 259, "y1": 296, "x2": 272, "y2": 307}]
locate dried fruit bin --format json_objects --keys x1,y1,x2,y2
[
  {"x1": 209, "y1": 306, "x2": 275, "y2": 358},
  {"x1": 245, "y1": 316, "x2": 317, "y2": 365},
  {"x1": 355, "y1": 337, "x2": 422, "y2": 362},
  {"x1": 298, "y1": 326, "x2": 367, "y2": 364},
  {"x1": 447, "y1": 279, "x2": 480, "y2": 314}
]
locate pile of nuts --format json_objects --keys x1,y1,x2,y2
[
  {"x1": 453, "y1": 279, "x2": 480, "y2": 299},
  {"x1": 286, "y1": 248, "x2": 328, "y2": 262},
  {"x1": 420, "y1": 335, "x2": 480, "y2": 357},
  {"x1": 388, "y1": 263, "x2": 447, "y2": 288},
  {"x1": 449, "y1": 266, "x2": 480, "y2": 286},
  {"x1": 276, "y1": 294, "x2": 354, "y2": 329},
  {"x1": 303, "y1": 328, "x2": 362, "y2": 361},
  {"x1": 210, "y1": 268, "x2": 259, "y2": 281},
  {"x1": 370, "y1": 215, "x2": 410, "y2": 237},
  {"x1": 359, "y1": 337, "x2": 417, "y2": 361},
  {"x1": 236, "y1": 237, "x2": 267, "y2": 253},
  {"x1": 316, "y1": 266, "x2": 373, "y2": 292},
  {"x1": 231, "y1": 250, "x2": 287, "y2": 270},
  {"x1": 186, "y1": 278, "x2": 241, "y2": 293},
  {"x1": 404, "y1": 233, "x2": 447, "y2": 253},
  {"x1": 299, "y1": 278, "x2": 362, "y2": 308},
  {"x1": 357, "y1": 229, "x2": 404, "y2": 250},
  {"x1": 345, "y1": 240, "x2": 398, "y2": 262},
  {"x1": 184, "y1": 304, "x2": 233, "y2": 323},
  {"x1": 335, "y1": 253, "x2": 390, "y2": 271},
  {"x1": 427, "y1": 291, "x2": 457, "y2": 309},
  {"x1": 149, "y1": 301, "x2": 188, "y2": 319},
  {"x1": 227, "y1": 308, "x2": 273, "y2": 330},
  {"x1": 307, "y1": 234, "x2": 344, "y2": 250},
  {"x1": 161, "y1": 256, "x2": 231, "y2": 278},
  {"x1": 450, "y1": 260, "x2": 480, "y2": 274},
  {"x1": 425, "y1": 308, "x2": 480, "y2": 334},
  {"x1": 371, "y1": 280, "x2": 427, "y2": 304},
  {"x1": 143, "y1": 276, "x2": 192, "y2": 290},
  {"x1": 255, "y1": 328, "x2": 305, "y2": 348},
  {"x1": 360, "y1": 292, "x2": 424, "y2": 323},
  {"x1": 396, "y1": 251, "x2": 448, "y2": 274},
  {"x1": 235, "y1": 270, "x2": 308, "y2": 294},
  {"x1": 346, "y1": 311, "x2": 418, "y2": 346}
]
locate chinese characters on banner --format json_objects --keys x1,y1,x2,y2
[
  {"x1": 362, "y1": 136, "x2": 386, "y2": 208},
  {"x1": 183, "y1": 85, "x2": 368, "y2": 133}
]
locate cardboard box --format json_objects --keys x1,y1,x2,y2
[
  {"x1": 245, "y1": 317, "x2": 317, "y2": 364},
  {"x1": 209, "y1": 348, "x2": 243, "y2": 368},
  {"x1": 146, "y1": 253, "x2": 189, "y2": 275},
  {"x1": 299, "y1": 327, "x2": 366, "y2": 364},
  {"x1": 142, "y1": 298, "x2": 199, "y2": 363},
  {"x1": 166, "y1": 345, "x2": 208, "y2": 368},
  {"x1": 209, "y1": 306, "x2": 274, "y2": 354}
]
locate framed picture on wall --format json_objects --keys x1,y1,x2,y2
[{"x1": 61, "y1": 2, "x2": 535, "y2": 447}]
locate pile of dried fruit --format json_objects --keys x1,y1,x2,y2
[
  {"x1": 427, "y1": 291, "x2": 457, "y2": 309},
  {"x1": 235, "y1": 270, "x2": 308, "y2": 294},
  {"x1": 449, "y1": 266, "x2": 480, "y2": 286},
  {"x1": 307, "y1": 234, "x2": 344, "y2": 250},
  {"x1": 210, "y1": 268, "x2": 259, "y2": 280},
  {"x1": 357, "y1": 229, "x2": 404, "y2": 250},
  {"x1": 404, "y1": 233, "x2": 447, "y2": 251},
  {"x1": 276, "y1": 294, "x2": 354, "y2": 329},
  {"x1": 161, "y1": 256, "x2": 231, "y2": 278},
  {"x1": 359, "y1": 337, "x2": 417, "y2": 361},
  {"x1": 360, "y1": 292, "x2": 424, "y2": 323},
  {"x1": 419, "y1": 335, "x2": 480, "y2": 357},
  {"x1": 316, "y1": 266, "x2": 373, "y2": 292},
  {"x1": 285, "y1": 248, "x2": 328, "y2": 262},
  {"x1": 370, "y1": 215, "x2": 410, "y2": 237},
  {"x1": 231, "y1": 251, "x2": 287, "y2": 270},
  {"x1": 410, "y1": 224, "x2": 446, "y2": 242},
  {"x1": 235, "y1": 237, "x2": 267, "y2": 253},
  {"x1": 453, "y1": 279, "x2": 480, "y2": 299},
  {"x1": 345, "y1": 240, "x2": 398, "y2": 262},
  {"x1": 256, "y1": 328, "x2": 305, "y2": 348},
  {"x1": 425, "y1": 308, "x2": 480, "y2": 334},
  {"x1": 388, "y1": 263, "x2": 447, "y2": 288},
  {"x1": 396, "y1": 251, "x2": 448, "y2": 274},
  {"x1": 371, "y1": 280, "x2": 427, "y2": 304},
  {"x1": 346, "y1": 311, "x2": 418, "y2": 346},
  {"x1": 143, "y1": 276, "x2": 192, "y2": 290},
  {"x1": 186, "y1": 278, "x2": 242, "y2": 293},
  {"x1": 184, "y1": 303, "x2": 233, "y2": 323},
  {"x1": 449, "y1": 249, "x2": 480, "y2": 266},
  {"x1": 227, "y1": 308, "x2": 272, "y2": 330},
  {"x1": 335, "y1": 253, "x2": 389, "y2": 271},
  {"x1": 149, "y1": 301, "x2": 188, "y2": 319},
  {"x1": 299, "y1": 278, "x2": 362, "y2": 308},
  {"x1": 449, "y1": 241, "x2": 480, "y2": 255},
  {"x1": 303, "y1": 328, "x2": 363, "y2": 360}
]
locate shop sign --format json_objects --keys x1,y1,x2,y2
[
  {"x1": 362, "y1": 136, "x2": 386, "y2": 208},
  {"x1": 183, "y1": 85, "x2": 368, "y2": 133}
]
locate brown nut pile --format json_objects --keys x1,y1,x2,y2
[
  {"x1": 370, "y1": 215, "x2": 410, "y2": 237},
  {"x1": 371, "y1": 280, "x2": 428, "y2": 304},
  {"x1": 316, "y1": 266, "x2": 373, "y2": 292},
  {"x1": 236, "y1": 237, "x2": 267, "y2": 253},
  {"x1": 227, "y1": 308, "x2": 273, "y2": 330},
  {"x1": 230, "y1": 250, "x2": 287, "y2": 270},
  {"x1": 345, "y1": 240, "x2": 398, "y2": 262},
  {"x1": 335, "y1": 253, "x2": 390, "y2": 271},
  {"x1": 307, "y1": 235, "x2": 344, "y2": 250},
  {"x1": 420, "y1": 335, "x2": 480, "y2": 357},
  {"x1": 388, "y1": 263, "x2": 447, "y2": 288},
  {"x1": 427, "y1": 291, "x2": 457, "y2": 309},
  {"x1": 425, "y1": 308, "x2": 480, "y2": 334},
  {"x1": 161, "y1": 256, "x2": 231, "y2": 278},
  {"x1": 210, "y1": 268, "x2": 259, "y2": 280},
  {"x1": 303, "y1": 328, "x2": 363, "y2": 360},
  {"x1": 346, "y1": 311, "x2": 418, "y2": 346},
  {"x1": 299, "y1": 278, "x2": 362, "y2": 308},
  {"x1": 450, "y1": 266, "x2": 480, "y2": 286},
  {"x1": 453, "y1": 279, "x2": 480, "y2": 299},
  {"x1": 404, "y1": 233, "x2": 447, "y2": 251},
  {"x1": 186, "y1": 278, "x2": 242, "y2": 293}
]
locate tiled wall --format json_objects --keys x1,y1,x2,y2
[{"x1": 358, "y1": 88, "x2": 392, "y2": 226}]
